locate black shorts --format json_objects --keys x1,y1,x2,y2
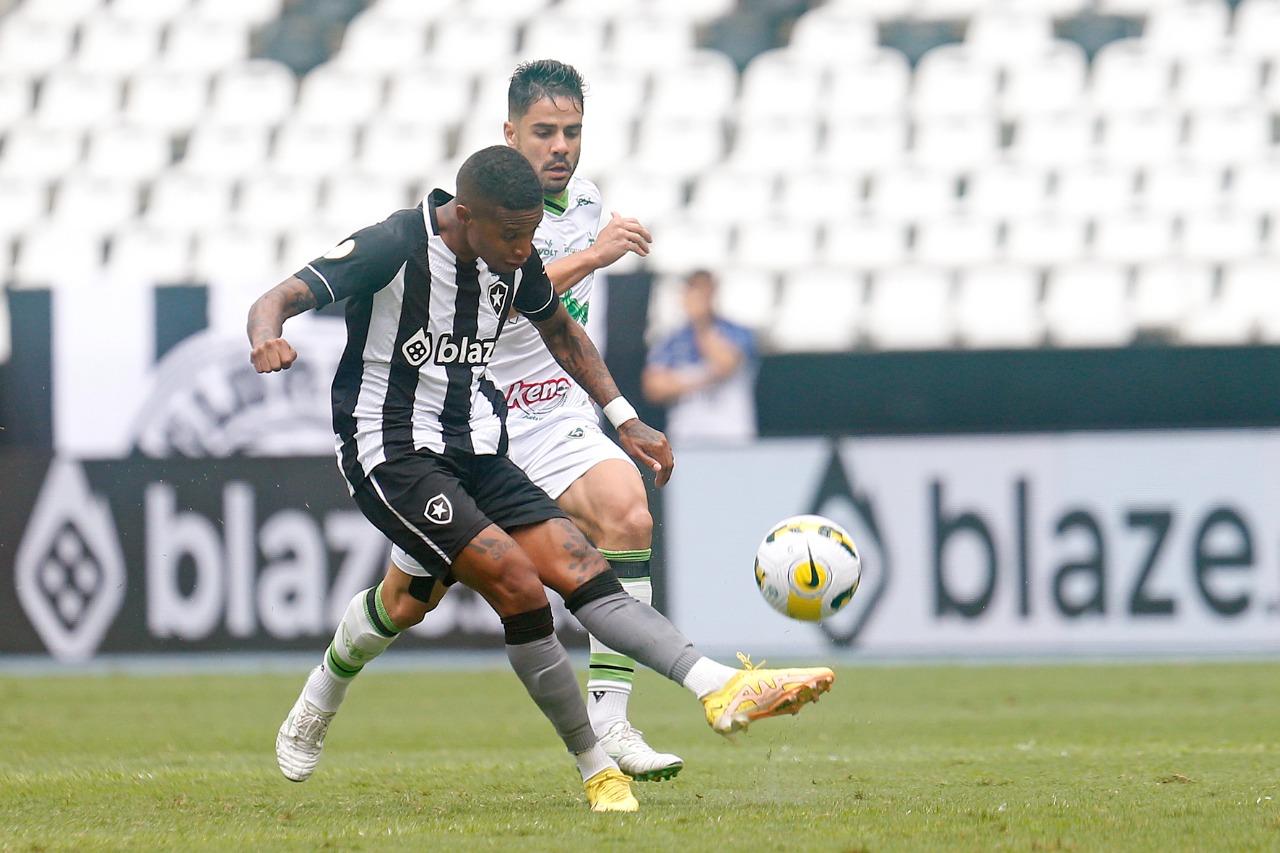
[{"x1": 351, "y1": 448, "x2": 567, "y2": 582}]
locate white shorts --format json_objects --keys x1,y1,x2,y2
[{"x1": 390, "y1": 409, "x2": 632, "y2": 578}]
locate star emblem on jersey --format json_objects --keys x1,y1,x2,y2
[
  {"x1": 488, "y1": 281, "x2": 509, "y2": 316},
  {"x1": 425, "y1": 494, "x2": 453, "y2": 524}
]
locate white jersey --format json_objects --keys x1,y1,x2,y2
[{"x1": 488, "y1": 174, "x2": 603, "y2": 438}]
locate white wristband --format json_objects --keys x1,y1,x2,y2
[{"x1": 602, "y1": 396, "x2": 638, "y2": 429}]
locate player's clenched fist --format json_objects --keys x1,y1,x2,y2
[{"x1": 250, "y1": 337, "x2": 297, "y2": 373}]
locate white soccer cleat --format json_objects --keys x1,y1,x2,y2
[
  {"x1": 275, "y1": 683, "x2": 335, "y2": 782},
  {"x1": 596, "y1": 720, "x2": 684, "y2": 782}
]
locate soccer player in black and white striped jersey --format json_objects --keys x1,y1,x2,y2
[{"x1": 250, "y1": 146, "x2": 835, "y2": 813}]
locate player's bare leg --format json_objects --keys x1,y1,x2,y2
[
  {"x1": 556, "y1": 459, "x2": 683, "y2": 781},
  {"x1": 276, "y1": 565, "x2": 444, "y2": 782}
]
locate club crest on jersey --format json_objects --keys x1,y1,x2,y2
[
  {"x1": 487, "y1": 281, "x2": 509, "y2": 316},
  {"x1": 425, "y1": 494, "x2": 453, "y2": 524},
  {"x1": 401, "y1": 328, "x2": 496, "y2": 367}
]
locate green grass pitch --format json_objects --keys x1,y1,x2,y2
[{"x1": 2, "y1": 659, "x2": 1278, "y2": 852}]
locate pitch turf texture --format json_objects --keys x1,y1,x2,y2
[{"x1": 2, "y1": 661, "x2": 1278, "y2": 852}]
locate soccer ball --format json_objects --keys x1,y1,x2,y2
[{"x1": 754, "y1": 514, "x2": 861, "y2": 622}]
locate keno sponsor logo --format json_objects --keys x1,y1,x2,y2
[{"x1": 506, "y1": 378, "x2": 571, "y2": 416}]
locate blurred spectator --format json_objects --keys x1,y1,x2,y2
[{"x1": 642, "y1": 270, "x2": 758, "y2": 445}]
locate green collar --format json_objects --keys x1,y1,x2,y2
[{"x1": 544, "y1": 190, "x2": 569, "y2": 215}]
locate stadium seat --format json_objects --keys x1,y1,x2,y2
[
  {"x1": 1175, "y1": 50, "x2": 1263, "y2": 112},
  {"x1": 646, "y1": 0, "x2": 735, "y2": 25},
  {"x1": 8, "y1": 0, "x2": 103, "y2": 24},
  {"x1": 82, "y1": 124, "x2": 172, "y2": 181},
  {"x1": 0, "y1": 74, "x2": 34, "y2": 131},
  {"x1": 207, "y1": 60, "x2": 297, "y2": 127},
  {"x1": 728, "y1": 119, "x2": 821, "y2": 172},
  {"x1": 953, "y1": 264, "x2": 1046, "y2": 349},
  {"x1": 633, "y1": 117, "x2": 725, "y2": 179},
  {"x1": 1008, "y1": 112, "x2": 1097, "y2": 169},
  {"x1": 686, "y1": 168, "x2": 778, "y2": 224},
  {"x1": 105, "y1": 226, "x2": 193, "y2": 285},
  {"x1": 915, "y1": 0, "x2": 989, "y2": 18},
  {"x1": 188, "y1": 0, "x2": 285, "y2": 26},
  {"x1": 1227, "y1": 157, "x2": 1280, "y2": 215},
  {"x1": 293, "y1": 63, "x2": 385, "y2": 128},
  {"x1": 1002, "y1": 213, "x2": 1090, "y2": 268},
  {"x1": 1052, "y1": 161, "x2": 1138, "y2": 218},
  {"x1": 964, "y1": 8, "x2": 1056, "y2": 66},
  {"x1": 280, "y1": 225, "x2": 349, "y2": 274},
  {"x1": 382, "y1": 64, "x2": 474, "y2": 129},
  {"x1": 912, "y1": 44, "x2": 999, "y2": 119},
  {"x1": 107, "y1": 0, "x2": 191, "y2": 24},
  {"x1": 1098, "y1": 111, "x2": 1183, "y2": 169},
  {"x1": 1041, "y1": 262, "x2": 1135, "y2": 347},
  {"x1": 0, "y1": 125, "x2": 83, "y2": 180},
  {"x1": 865, "y1": 168, "x2": 959, "y2": 221},
  {"x1": 1090, "y1": 211, "x2": 1178, "y2": 265},
  {"x1": 1180, "y1": 258, "x2": 1280, "y2": 344},
  {"x1": 233, "y1": 173, "x2": 321, "y2": 231},
  {"x1": 335, "y1": 10, "x2": 429, "y2": 71},
  {"x1": 574, "y1": 63, "x2": 648, "y2": 128},
  {"x1": 863, "y1": 266, "x2": 955, "y2": 350},
  {"x1": 777, "y1": 171, "x2": 865, "y2": 224},
  {"x1": 820, "y1": 118, "x2": 909, "y2": 174},
  {"x1": 737, "y1": 49, "x2": 825, "y2": 123},
  {"x1": 1130, "y1": 260, "x2": 1216, "y2": 341},
  {"x1": 32, "y1": 70, "x2": 122, "y2": 130},
  {"x1": 318, "y1": 174, "x2": 414, "y2": 235},
  {"x1": 459, "y1": 0, "x2": 552, "y2": 20},
  {"x1": 519, "y1": 15, "x2": 608, "y2": 71},
  {"x1": 999, "y1": 40, "x2": 1089, "y2": 119},
  {"x1": 1178, "y1": 209, "x2": 1265, "y2": 262},
  {"x1": 1183, "y1": 108, "x2": 1274, "y2": 166},
  {"x1": 191, "y1": 227, "x2": 282, "y2": 288},
  {"x1": 158, "y1": 18, "x2": 250, "y2": 73},
  {"x1": 0, "y1": 176, "x2": 49, "y2": 234},
  {"x1": 73, "y1": 16, "x2": 161, "y2": 74},
  {"x1": 963, "y1": 163, "x2": 1051, "y2": 219},
  {"x1": 823, "y1": 0, "x2": 914, "y2": 19},
  {"x1": 707, "y1": 267, "x2": 778, "y2": 331},
  {"x1": 913, "y1": 216, "x2": 1002, "y2": 269},
  {"x1": 648, "y1": 50, "x2": 737, "y2": 122},
  {"x1": 144, "y1": 173, "x2": 236, "y2": 233},
  {"x1": 180, "y1": 124, "x2": 272, "y2": 177},
  {"x1": 270, "y1": 124, "x2": 358, "y2": 178},
  {"x1": 642, "y1": 215, "x2": 733, "y2": 275},
  {"x1": 825, "y1": 47, "x2": 912, "y2": 122},
  {"x1": 1143, "y1": 0, "x2": 1232, "y2": 57},
  {"x1": 48, "y1": 175, "x2": 142, "y2": 234},
  {"x1": 428, "y1": 18, "x2": 518, "y2": 72},
  {"x1": 787, "y1": 7, "x2": 878, "y2": 61},
  {"x1": 122, "y1": 70, "x2": 211, "y2": 132},
  {"x1": 1231, "y1": 0, "x2": 1280, "y2": 60},
  {"x1": 607, "y1": 16, "x2": 697, "y2": 69},
  {"x1": 734, "y1": 219, "x2": 821, "y2": 273},
  {"x1": 0, "y1": 17, "x2": 75, "y2": 75},
  {"x1": 910, "y1": 116, "x2": 1001, "y2": 171},
  {"x1": 1089, "y1": 39, "x2": 1174, "y2": 115},
  {"x1": 768, "y1": 268, "x2": 865, "y2": 353},
  {"x1": 821, "y1": 217, "x2": 910, "y2": 271},
  {"x1": 11, "y1": 226, "x2": 105, "y2": 288},
  {"x1": 1139, "y1": 161, "x2": 1226, "y2": 214},
  {"x1": 594, "y1": 171, "x2": 686, "y2": 225}
]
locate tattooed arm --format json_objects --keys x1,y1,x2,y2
[
  {"x1": 532, "y1": 302, "x2": 675, "y2": 486},
  {"x1": 247, "y1": 276, "x2": 318, "y2": 373}
]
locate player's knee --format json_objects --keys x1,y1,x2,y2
[
  {"x1": 598, "y1": 501, "x2": 652, "y2": 549},
  {"x1": 478, "y1": 549, "x2": 548, "y2": 614},
  {"x1": 384, "y1": 589, "x2": 432, "y2": 629}
]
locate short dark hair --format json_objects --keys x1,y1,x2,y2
[
  {"x1": 508, "y1": 59, "x2": 586, "y2": 120},
  {"x1": 456, "y1": 145, "x2": 543, "y2": 213}
]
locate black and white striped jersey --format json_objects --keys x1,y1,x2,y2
[{"x1": 295, "y1": 189, "x2": 558, "y2": 486}]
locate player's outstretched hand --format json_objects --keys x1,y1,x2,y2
[
  {"x1": 592, "y1": 211, "x2": 652, "y2": 266},
  {"x1": 617, "y1": 419, "x2": 674, "y2": 487},
  {"x1": 250, "y1": 338, "x2": 298, "y2": 373}
]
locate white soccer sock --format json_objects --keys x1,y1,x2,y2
[
  {"x1": 305, "y1": 584, "x2": 403, "y2": 713},
  {"x1": 681, "y1": 657, "x2": 739, "y2": 699},
  {"x1": 573, "y1": 744, "x2": 619, "y2": 782}
]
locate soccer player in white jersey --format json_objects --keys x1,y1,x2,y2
[
  {"x1": 275, "y1": 60, "x2": 683, "y2": 784},
  {"x1": 255, "y1": 145, "x2": 836, "y2": 812}
]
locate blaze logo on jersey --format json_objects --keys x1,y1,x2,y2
[
  {"x1": 401, "y1": 329, "x2": 496, "y2": 367},
  {"x1": 487, "y1": 281, "x2": 509, "y2": 316}
]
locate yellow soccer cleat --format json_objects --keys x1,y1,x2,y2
[
  {"x1": 584, "y1": 767, "x2": 639, "y2": 813},
  {"x1": 702, "y1": 653, "x2": 835, "y2": 737}
]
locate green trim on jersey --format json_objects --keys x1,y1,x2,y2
[
  {"x1": 544, "y1": 190, "x2": 569, "y2": 215},
  {"x1": 561, "y1": 291, "x2": 589, "y2": 325}
]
